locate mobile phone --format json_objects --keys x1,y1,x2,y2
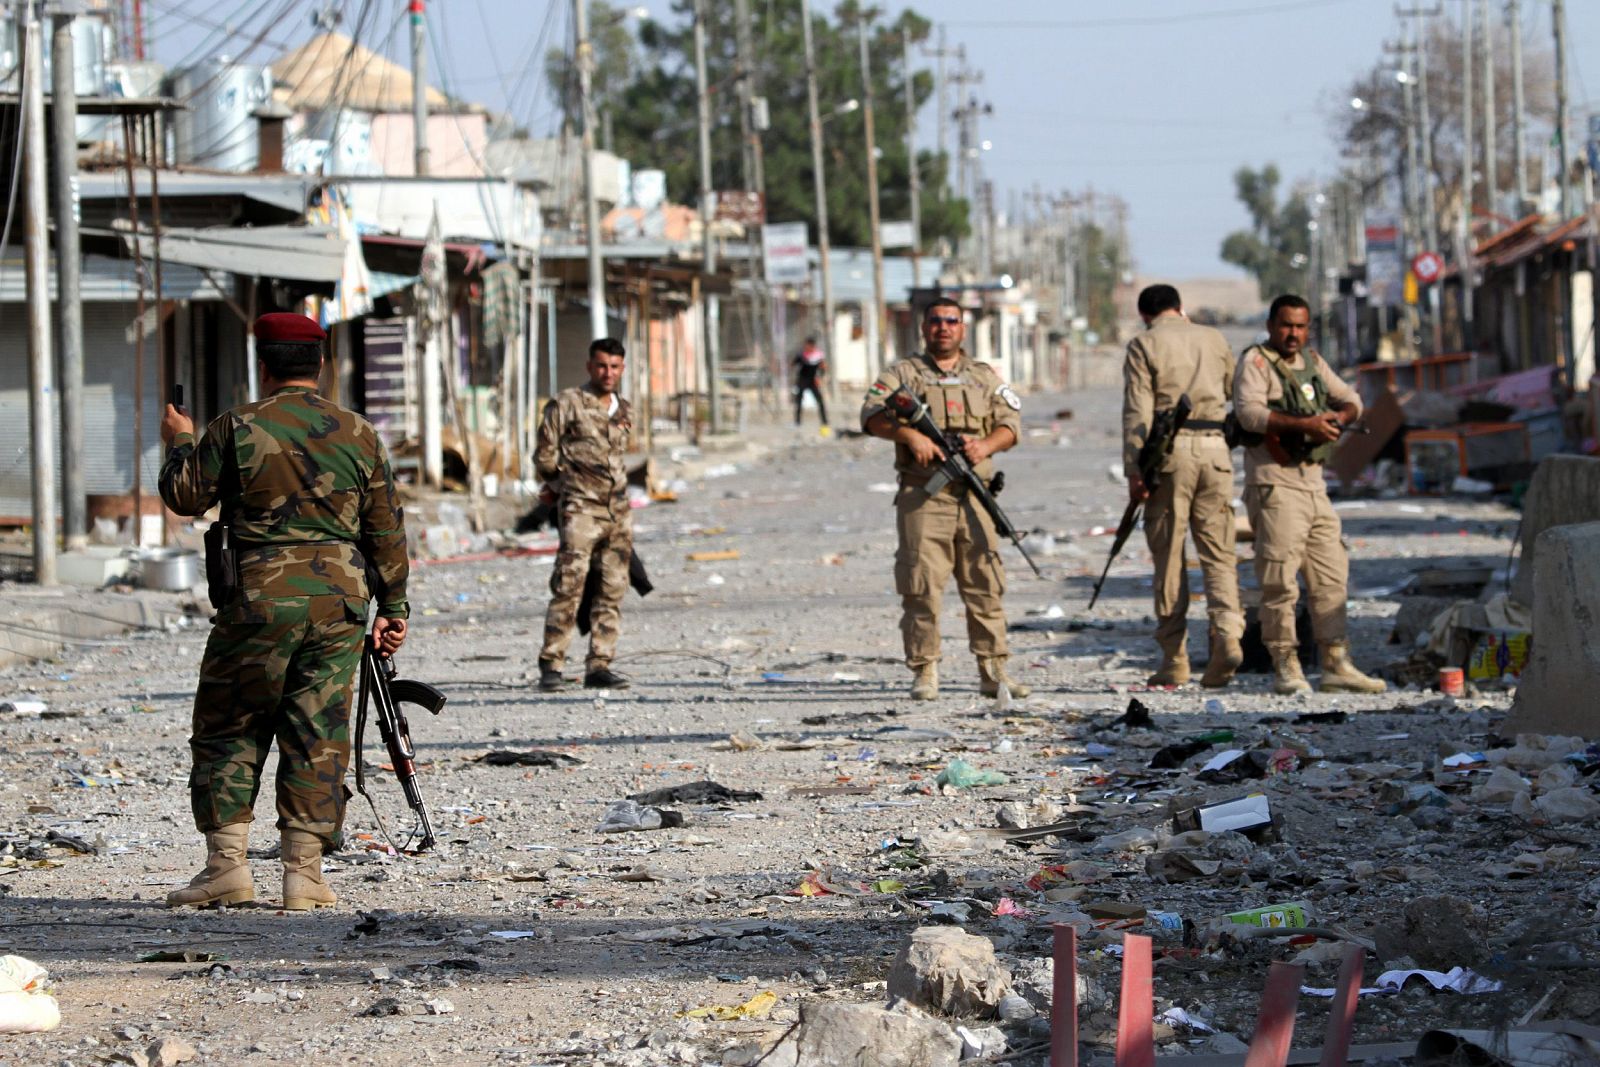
[{"x1": 172, "y1": 384, "x2": 184, "y2": 410}]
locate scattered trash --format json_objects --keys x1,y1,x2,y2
[
  {"x1": 138, "y1": 950, "x2": 221, "y2": 963},
  {"x1": 1148, "y1": 739, "x2": 1215, "y2": 769},
  {"x1": 627, "y1": 780, "x2": 762, "y2": 805},
  {"x1": 1172, "y1": 794, "x2": 1275, "y2": 840},
  {"x1": 687, "y1": 549, "x2": 740, "y2": 562},
  {"x1": 1377, "y1": 966, "x2": 1503, "y2": 995},
  {"x1": 1225, "y1": 901, "x2": 1311, "y2": 929},
  {"x1": 594, "y1": 800, "x2": 685, "y2": 833},
  {"x1": 474, "y1": 749, "x2": 585, "y2": 768},
  {"x1": 0, "y1": 955, "x2": 59, "y2": 1034},
  {"x1": 935, "y1": 759, "x2": 1008, "y2": 789},
  {"x1": 0, "y1": 700, "x2": 46, "y2": 715},
  {"x1": 680, "y1": 989, "x2": 777, "y2": 1021}
]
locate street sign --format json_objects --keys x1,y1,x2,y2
[
  {"x1": 1364, "y1": 213, "x2": 1403, "y2": 306},
  {"x1": 762, "y1": 222, "x2": 810, "y2": 285},
  {"x1": 1411, "y1": 251, "x2": 1444, "y2": 285},
  {"x1": 715, "y1": 191, "x2": 765, "y2": 226},
  {"x1": 879, "y1": 220, "x2": 915, "y2": 249}
]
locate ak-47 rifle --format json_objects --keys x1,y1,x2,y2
[
  {"x1": 1088, "y1": 394, "x2": 1193, "y2": 609},
  {"x1": 884, "y1": 387, "x2": 1042, "y2": 578},
  {"x1": 354, "y1": 642, "x2": 447, "y2": 852}
]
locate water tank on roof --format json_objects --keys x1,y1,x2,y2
[
  {"x1": 172, "y1": 57, "x2": 272, "y2": 172},
  {"x1": 632, "y1": 170, "x2": 666, "y2": 211}
]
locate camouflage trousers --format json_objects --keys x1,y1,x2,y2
[
  {"x1": 189, "y1": 594, "x2": 366, "y2": 850},
  {"x1": 541, "y1": 507, "x2": 632, "y2": 671}
]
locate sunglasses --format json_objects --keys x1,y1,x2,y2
[{"x1": 926, "y1": 315, "x2": 962, "y2": 326}]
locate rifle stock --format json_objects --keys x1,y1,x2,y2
[{"x1": 355, "y1": 644, "x2": 446, "y2": 853}]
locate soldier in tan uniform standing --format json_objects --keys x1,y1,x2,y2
[
  {"x1": 1122, "y1": 284, "x2": 1244, "y2": 687},
  {"x1": 861, "y1": 297, "x2": 1030, "y2": 701},
  {"x1": 1233, "y1": 295, "x2": 1385, "y2": 695},
  {"x1": 537, "y1": 338, "x2": 634, "y2": 691}
]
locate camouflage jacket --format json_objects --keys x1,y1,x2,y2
[
  {"x1": 536, "y1": 383, "x2": 632, "y2": 518},
  {"x1": 159, "y1": 386, "x2": 410, "y2": 618}
]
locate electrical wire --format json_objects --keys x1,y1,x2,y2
[
  {"x1": 943, "y1": 0, "x2": 1358, "y2": 30},
  {"x1": 0, "y1": 4, "x2": 34, "y2": 337}
]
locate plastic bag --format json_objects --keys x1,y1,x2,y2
[
  {"x1": 0, "y1": 955, "x2": 60, "y2": 1034},
  {"x1": 935, "y1": 758, "x2": 1008, "y2": 789}
]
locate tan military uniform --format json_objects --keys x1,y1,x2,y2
[
  {"x1": 861, "y1": 353, "x2": 1023, "y2": 669},
  {"x1": 1122, "y1": 315, "x2": 1243, "y2": 659},
  {"x1": 1233, "y1": 344, "x2": 1363, "y2": 651},
  {"x1": 536, "y1": 383, "x2": 633, "y2": 671}
]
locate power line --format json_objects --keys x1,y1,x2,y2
[{"x1": 944, "y1": 0, "x2": 1357, "y2": 30}]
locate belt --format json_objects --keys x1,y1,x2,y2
[{"x1": 1180, "y1": 419, "x2": 1226, "y2": 433}]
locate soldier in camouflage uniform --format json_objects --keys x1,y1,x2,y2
[
  {"x1": 158, "y1": 313, "x2": 410, "y2": 910},
  {"x1": 861, "y1": 297, "x2": 1030, "y2": 702},
  {"x1": 536, "y1": 337, "x2": 634, "y2": 691}
]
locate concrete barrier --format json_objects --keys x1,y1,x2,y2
[
  {"x1": 1505, "y1": 521, "x2": 1600, "y2": 738},
  {"x1": 1511, "y1": 454, "x2": 1600, "y2": 606}
]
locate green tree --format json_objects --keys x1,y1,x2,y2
[
  {"x1": 1077, "y1": 222, "x2": 1125, "y2": 342},
  {"x1": 544, "y1": 1, "x2": 643, "y2": 145},
  {"x1": 585, "y1": 0, "x2": 965, "y2": 248},
  {"x1": 1220, "y1": 165, "x2": 1313, "y2": 301}
]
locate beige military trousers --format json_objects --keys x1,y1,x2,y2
[
  {"x1": 894, "y1": 482, "x2": 1008, "y2": 668},
  {"x1": 1143, "y1": 433, "x2": 1244, "y2": 651},
  {"x1": 1244, "y1": 482, "x2": 1349, "y2": 650}
]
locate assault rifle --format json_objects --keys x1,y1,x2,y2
[
  {"x1": 354, "y1": 642, "x2": 447, "y2": 853},
  {"x1": 1088, "y1": 394, "x2": 1193, "y2": 609},
  {"x1": 883, "y1": 387, "x2": 1042, "y2": 579}
]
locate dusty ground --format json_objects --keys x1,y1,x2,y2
[{"x1": 2, "y1": 385, "x2": 1594, "y2": 1066}]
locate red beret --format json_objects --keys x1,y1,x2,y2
[{"x1": 253, "y1": 313, "x2": 327, "y2": 344}]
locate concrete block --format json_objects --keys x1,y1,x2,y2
[
  {"x1": 1511, "y1": 455, "x2": 1600, "y2": 607},
  {"x1": 57, "y1": 547, "x2": 133, "y2": 588},
  {"x1": 1505, "y1": 521, "x2": 1600, "y2": 738}
]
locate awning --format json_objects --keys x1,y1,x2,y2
[{"x1": 110, "y1": 224, "x2": 348, "y2": 283}]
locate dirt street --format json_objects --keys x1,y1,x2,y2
[{"x1": 2, "y1": 385, "x2": 1590, "y2": 1066}]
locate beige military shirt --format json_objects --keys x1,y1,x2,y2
[
  {"x1": 861, "y1": 352, "x2": 1022, "y2": 484},
  {"x1": 1233, "y1": 344, "x2": 1362, "y2": 490},
  {"x1": 1121, "y1": 313, "x2": 1236, "y2": 470},
  {"x1": 536, "y1": 383, "x2": 633, "y2": 517}
]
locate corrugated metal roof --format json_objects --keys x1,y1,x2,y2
[
  {"x1": 110, "y1": 224, "x2": 348, "y2": 283},
  {"x1": 0, "y1": 254, "x2": 219, "y2": 304},
  {"x1": 78, "y1": 172, "x2": 313, "y2": 217}
]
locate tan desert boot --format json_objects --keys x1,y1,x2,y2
[
  {"x1": 1270, "y1": 645, "x2": 1312, "y2": 695},
  {"x1": 1319, "y1": 642, "x2": 1387, "y2": 694},
  {"x1": 282, "y1": 829, "x2": 337, "y2": 911},
  {"x1": 978, "y1": 658, "x2": 1031, "y2": 699},
  {"x1": 909, "y1": 663, "x2": 940, "y2": 701},
  {"x1": 1199, "y1": 632, "x2": 1243, "y2": 689},
  {"x1": 166, "y1": 823, "x2": 253, "y2": 908}
]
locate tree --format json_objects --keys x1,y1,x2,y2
[
  {"x1": 544, "y1": 1, "x2": 643, "y2": 146},
  {"x1": 1076, "y1": 222, "x2": 1126, "y2": 342},
  {"x1": 1220, "y1": 165, "x2": 1314, "y2": 301},
  {"x1": 1332, "y1": 12, "x2": 1556, "y2": 230},
  {"x1": 569, "y1": 0, "x2": 965, "y2": 249}
]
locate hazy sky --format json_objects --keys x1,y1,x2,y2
[{"x1": 147, "y1": 0, "x2": 1600, "y2": 279}]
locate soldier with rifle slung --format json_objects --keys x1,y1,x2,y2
[
  {"x1": 1120, "y1": 284, "x2": 1244, "y2": 688},
  {"x1": 1233, "y1": 294, "x2": 1385, "y2": 695},
  {"x1": 861, "y1": 296, "x2": 1031, "y2": 702},
  {"x1": 158, "y1": 313, "x2": 411, "y2": 910}
]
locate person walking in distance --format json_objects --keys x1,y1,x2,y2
[
  {"x1": 159, "y1": 313, "x2": 410, "y2": 911},
  {"x1": 537, "y1": 338, "x2": 635, "y2": 692},
  {"x1": 860, "y1": 297, "x2": 1030, "y2": 702},
  {"x1": 792, "y1": 336, "x2": 829, "y2": 427},
  {"x1": 1233, "y1": 295, "x2": 1386, "y2": 695},
  {"x1": 1122, "y1": 284, "x2": 1244, "y2": 687}
]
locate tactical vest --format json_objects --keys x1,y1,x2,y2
[{"x1": 1264, "y1": 351, "x2": 1335, "y2": 466}]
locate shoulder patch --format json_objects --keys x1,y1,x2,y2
[
  {"x1": 995, "y1": 383, "x2": 1021, "y2": 410},
  {"x1": 867, "y1": 381, "x2": 890, "y2": 397}
]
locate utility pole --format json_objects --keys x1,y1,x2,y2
[
  {"x1": 574, "y1": 0, "x2": 607, "y2": 341},
  {"x1": 410, "y1": 0, "x2": 430, "y2": 175},
  {"x1": 800, "y1": 0, "x2": 836, "y2": 409},
  {"x1": 1480, "y1": 0, "x2": 1497, "y2": 223},
  {"x1": 23, "y1": 7, "x2": 56, "y2": 584},
  {"x1": 1553, "y1": 0, "x2": 1571, "y2": 217},
  {"x1": 903, "y1": 28, "x2": 921, "y2": 289},
  {"x1": 732, "y1": 0, "x2": 769, "y2": 398},
  {"x1": 52, "y1": 6, "x2": 85, "y2": 551},
  {"x1": 1508, "y1": 0, "x2": 1529, "y2": 211},
  {"x1": 693, "y1": 0, "x2": 722, "y2": 433},
  {"x1": 1459, "y1": 0, "x2": 1475, "y2": 337},
  {"x1": 858, "y1": 15, "x2": 887, "y2": 374}
]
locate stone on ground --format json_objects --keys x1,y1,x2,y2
[
  {"x1": 1507, "y1": 522, "x2": 1600, "y2": 738},
  {"x1": 761, "y1": 1000, "x2": 962, "y2": 1067},
  {"x1": 886, "y1": 927, "x2": 1013, "y2": 1017}
]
